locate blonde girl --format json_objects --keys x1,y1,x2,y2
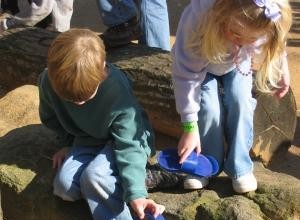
[{"x1": 172, "y1": 0, "x2": 292, "y2": 192}]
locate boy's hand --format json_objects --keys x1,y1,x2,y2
[
  {"x1": 52, "y1": 147, "x2": 70, "y2": 169},
  {"x1": 178, "y1": 131, "x2": 201, "y2": 164},
  {"x1": 130, "y1": 198, "x2": 165, "y2": 219}
]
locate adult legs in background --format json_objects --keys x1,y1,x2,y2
[
  {"x1": 51, "y1": 0, "x2": 74, "y2": 32},
  {"x1": 139, "y1": 0, "x2": 170, "y2": 50},
  {"x1": 97, "y1": 0, "x2": 170, "y2": 50},
  {"x1": 3, "y1": 0, "x2": 55, "y2": 30},
  {"x1": 26, "y1": 0, "x2": 52, "y2": 28},
  {"x1": 1, "y1": 0, "x2": 19, "y2": 14},
  {"x1": 97, "y1": 0, "x2": 140, "y2": 47},
  {"x1": 97, "y1": 0, "x2": 137, "y2": 27}
]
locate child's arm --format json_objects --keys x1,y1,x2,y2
[
  {"x1": 178, "y1": 129, "x2": 201, "y2": 164},
  {"x1": 130, "y1": 198, "x2": 165, "y2": 219},
  {"x1": 172, "y1": 5, "x2": 208, "y2": 124},
  {"x1": 111, "y1": 109, "x2": 149, "y2": 203},
  {"x1": 38, "y1": 73, "x2": 74, "y2": 146},
  {"x1": 172, "y1": 2, "x2": 209, "y2": 162}
]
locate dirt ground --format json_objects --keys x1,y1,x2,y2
[{"x1": 70, "y1": 0, "x2": 300, "y2": 178}]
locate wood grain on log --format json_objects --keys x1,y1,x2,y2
[{"x1": 0, "y1": 27, "x2": 297, "y2": 164}]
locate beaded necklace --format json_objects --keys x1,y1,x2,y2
[{"x1": 233, "y1": 45, "x2": 254, "y2": 76}]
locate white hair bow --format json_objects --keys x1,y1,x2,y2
[{"x1": 253, "y1": 0, "x2": 281, "y2": 21}]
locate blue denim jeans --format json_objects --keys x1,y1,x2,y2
[
  {"x1": 198, "y1": 70, "x2": 256, "y2": 179},
  {"x1": 139, "y1": 0, "x2": 170, "y2": 50},
  {"x1": 97, "y1": 0, "x2": 170, "y2": 51},
  {"x1": 53, "y1": 145, "x2": 133, "y2": 220},
  {"x1": 96, "y1": 0, "x2": 137, "y2": 27}
]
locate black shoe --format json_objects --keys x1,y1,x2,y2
[
  {"x1": 100, "y1": 16, "x2": 141, "y2": 49},
  {"x1": 146, "y1": 163, "x2": 184, "y2": 190}
]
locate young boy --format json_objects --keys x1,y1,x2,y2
[{"x1": 38, "y1": 28, "x2": 165, "y2": 220}]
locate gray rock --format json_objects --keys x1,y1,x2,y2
[{"x1": 0, "y1": 85, "x2": 299, "y2": 220}]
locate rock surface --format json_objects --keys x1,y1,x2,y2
[
  {"x1": 0, "y1": 85, "x2": 299, "y2": 220},
  {"x1": 0, "y1": 1, "x2": 299, "y2": 218}
]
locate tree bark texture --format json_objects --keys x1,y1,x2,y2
[{"x1": 0, "y1": 27, "x2": 297, "y2": 164}]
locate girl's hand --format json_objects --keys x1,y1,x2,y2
[
  {"x1": 274, "y1": 72, "x2": 290, "y2": 98},
  {"x1": 130, "y1": 198, "x2": 165, "y2": 219},
  {"x1": 52, "y1": 147, "x2": 70, "y2": 169},
  {"x1": 178, "y1": 131, "x2": 201, "y2": 164}
]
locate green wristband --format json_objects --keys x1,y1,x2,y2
[{"x1": 182, "y1": 121, "x2": 198, "y2": 133}]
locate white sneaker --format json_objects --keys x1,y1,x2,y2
[
  {"x1": 232, "y1": 172, "x2": 257, "y2": 193},
  {"x1": 183, "y1": 175, "x2": 209, "y2": 190}
]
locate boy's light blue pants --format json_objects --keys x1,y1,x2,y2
[{"x1": 53, "y1": 145, "x2": 133, "y2": 220}]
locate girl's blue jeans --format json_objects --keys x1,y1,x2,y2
[
  {"x1": 53, "y1": 145, "x2": 133, "y2": 220},
  {"x1": 198, "y1": 70, "x2": 257, "y2": 179},
  {"x1": 97, "y1": 0, "x2": 170, "y2": 51}
]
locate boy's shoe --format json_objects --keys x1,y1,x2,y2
[
  {"x1": 184, "y1": 175, "x2": 209, "y2": 190},
  {"x1": 146, "y1": 163, "x2": 184, "y2": 190},
  {"x1": 100, "y1": 16, "x2": 141, "y2": 49},
  {"x1": 232, "y1": 172, "x2": 257, "y2": 193}
]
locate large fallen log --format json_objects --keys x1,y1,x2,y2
[{"x1": 0, "y1": 27, "x2": 297, "y2": 164}]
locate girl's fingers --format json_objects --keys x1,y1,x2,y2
[
  {"x1": 195, "y1": 145, "x2": 201, "y2": 155},
  {"x1": 179, "y1": 148, "x2": 191, "y2": 164},
  {"x1": 153, "y1": 204, "x2": 165, "y2": 217},
  {"x1": 178, "y1": 147, "x2": 184, "y2": 156}
]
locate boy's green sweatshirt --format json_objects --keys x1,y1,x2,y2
[{"x1": 38, "y1": 64, "x2": 155, "y2": 202}]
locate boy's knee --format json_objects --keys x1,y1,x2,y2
[
  {"x1": 53, "y1": 173, "x2": 79, "y2": 201},
  {"x1": 53, "y1": 188, "x2": 76, "y2": 202},
  {"x1": 80, "y1": 168, "x2": 112, "y2": 195},
  {"x1": 80, "y1": 168, "x2": 101, "y2": 186}
]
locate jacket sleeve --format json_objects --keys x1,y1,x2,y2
[
  {"x1": 38, "y1": 73, "x2": 74, "y2": 146},
  {"x1": 111, "y1": 107, "x2": 150, "y2": 203},
  {"x1": 171, "y1": 1, "x2": 211, "y2": 122}
]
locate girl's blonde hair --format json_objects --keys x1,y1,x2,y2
[
  {"x1": 190, "y1": 0, "x2": 292, "y2": 93},
  {"x1": 48, "y1": 28, "x2": 106, "y2": 102}
]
